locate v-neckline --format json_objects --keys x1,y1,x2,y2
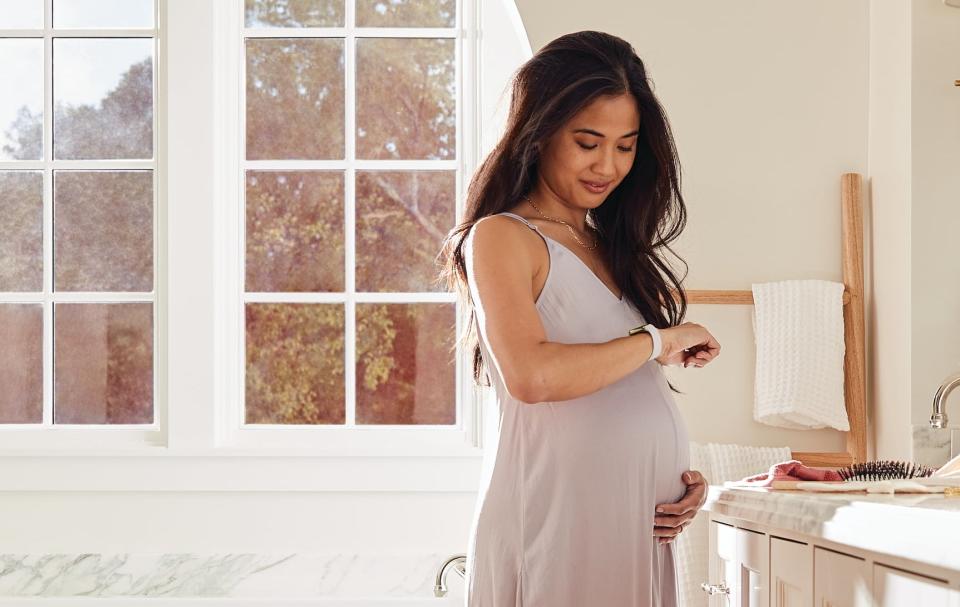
[{"x1": 536, "y1": 231, "x2": 625, "y2": 303}]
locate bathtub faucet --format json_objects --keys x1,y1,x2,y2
[{"x1": 434, "y1": 554, "x2": 466, "y2": 597}]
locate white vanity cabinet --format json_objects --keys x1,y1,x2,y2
[{"x1": 704, "y1": 487, "x2": 960, "y2": 606}]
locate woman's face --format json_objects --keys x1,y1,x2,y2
[{"x1": 538, "y1": 93, "x2": 640, "y2": 210}]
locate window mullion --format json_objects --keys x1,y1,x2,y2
[
  {"x1": 164, "y1": 0, "x2": 218, "y2": 450},
  {"x1": 344, "y1": 0, "x2": 356, "y2": 427},
  {"x1": 42, "y1": 0, "x2": 53, "y2": 427},
  {"x1": 210, "y1": 0, "x2": 244, "y2": 448}
]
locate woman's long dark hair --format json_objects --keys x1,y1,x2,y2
[{"x1": 437, "y1": 30, "x2": 689, "y2": 393}]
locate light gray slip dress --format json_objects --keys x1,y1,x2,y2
[{"x1": 465, "y1": 211, "x2": 691, "y2": 606}]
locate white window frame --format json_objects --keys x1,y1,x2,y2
[
  {"x1": 220, "y1": 0, "x2": 481, "y2": 453},
  {"x1": 0, "y1": 0, "x2": 164, "y2": 450},
  {"x1": 0, "y1": 0, "x2": 532, "y2": 492}
]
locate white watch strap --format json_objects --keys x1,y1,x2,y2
[{"x1": 645, "y1": 324, "x2": 662, "y2": 362}]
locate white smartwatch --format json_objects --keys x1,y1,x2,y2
[{"x1": 627, "y1": 323, "x2": 662, "y2": 362}]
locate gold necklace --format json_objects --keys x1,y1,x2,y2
[{"x1": 522, "y1": 194, "x2": 599, "y2": 250}]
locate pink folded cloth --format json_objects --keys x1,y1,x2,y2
[{"x1": 736, "y1": 459, "x2": 843, "y2": 487}]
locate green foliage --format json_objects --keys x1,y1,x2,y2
[
  {"x1": 246, "y1": 171, "x2": 345, "y2": 291},
  {"x1": 3, "y1": 56, "x2": 152, "y2": 161},
  {"x1": 246, "y1": 38, "x2": 345, "y2": 159},
  {"x1": 355, "y1": 38, "x2": 455, "y2": 160},
  {"x1": 245, "y1": 303, "x2": 346, "y2": 424},
  {"x1": 0, "y1": 171, "x2": 43, "y2": 291},
  {"x1": 355, "y1": 170, "x2": 454, "y2": 291},
  {"x1": 354, "y1": 302, "x2": 455, "y2": 424},
  {"x1": 244, "y1": 0, "x2": 456, "y2": 28},
  {"x1": 356, "y1": 303, "x2": 398, "y2": 392},
  {"x1": 52, "y1": 303, "x2": 153, "y2": 424},
  {"x1": 2, "y1": 107, "x2": 42, "y2": 160},
  {"x1": 355, "y1": 0, "x2": 455, "y2": 27},
  {"x1": 245, "y1": 0, "x2": 344, "y2": 27},
  {"x1": 54, "y1": 171, "x2": 153, "y2": 292},
  {"x1": 103, "y1": 304, "x2": 153, "y2": 423}
]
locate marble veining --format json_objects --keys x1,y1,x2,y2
[
  {"x1": 705, "y1": 484, "x2": 960, "y2": 573},
  {"x1": 0, "y1": 553, "x2": 455, "y2": 598}
]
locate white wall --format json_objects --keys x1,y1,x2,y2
[
  {"x1": 0, "y1": 491, "x2": 476, "y2": 553},
  {"x1": 867, "y1": 0, "x2": 913, "y2": 461},
  {"x1": 516, "y1": 0, "x2": 870, "y2": 454},
  {"x1": 865, "y1": 0, "x2": 960, "y2": 461},
  {"x1": 910, "y1": 0, "x2": 960, "y2": 431}
]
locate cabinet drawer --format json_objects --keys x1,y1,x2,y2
[
  {"x1": 873, "y1": 564, "x2": 960, "y2": 606},
  {"x1": 814, "y1": 547, "x2": 871, "y2": 607},
  {"x1": 737, "y1": 527, "x2": 768, "y2": 607},
  {"x1": 770, "y1": 537, "x2": 811, "y2": 607},
  {"x1": 708, "y1": 521, "x2": 737, "y2": 606},
  {"x1": 706, "y1": 522, "x2": 769, "y2": 606}
]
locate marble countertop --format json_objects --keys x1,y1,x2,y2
[{"x1": 704, "y1": 484, "x2": 960, "y2": 572}]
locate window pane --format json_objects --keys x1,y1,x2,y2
[
  {"x1": 0, "y1": 39, "x2": 43, "y2": 161},
  {"x1": 356, "y1": 0, "x2": 454, "y2": 27},
  {"x1": 355, "y1": 170, "x2": 454, "y2": 292},
  {"x1": 54, "y1": 302, "x2": 153, "y2": 424},
  {"x1": 54, "y1": 170, "x2": 153, "y2": 292},
  {"x1": 53, "y1": 0, "x2": 154, "y2": 28},
  {"x1": 246, "y1": 171, "x2": 344, "y2": 292},
  {"x1": 246, "y1": 38, "x2": 344, "y2": 160},
  {"x1": 356, "y1": 38, "x2": 455, "y2": 160},
  {"x1": 53, "y1": 38, "x2": 154, "y2": 160},
  {"x1": 0, "y1": 304, "x2": 43, "y2": 423},
  {"x1": 355, "y1": 303, "x2": 455, "y2": 424},
  {"x1": 245, "y1": 303, "x2": 345, "y2": 424},
  {"x1": 0, "y1": 171, "x2": 43, "y2": 292},
  {"x1": 0, "y1": 0, "x2": 43, "y2": 28},
  {"x1": 245, "y1": 0, "x2": 343, "y2": 27}
]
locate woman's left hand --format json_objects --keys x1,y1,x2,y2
[{"x1": 653, "y1": 470, "x2": 708, "y2": 545}]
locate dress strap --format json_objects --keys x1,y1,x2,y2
[{"x1": 496, "y1": 211, "x2": 540, "y2": 231}]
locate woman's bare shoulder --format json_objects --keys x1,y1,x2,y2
[
  {"x1": 467, "y1": 214, "x2": 546, "y2": 290},
  {"x1": 469, "y1": 213, "x2": 533, "y2": 248}
]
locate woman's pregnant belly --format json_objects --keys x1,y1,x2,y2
[{"x1": 516, "y1": 362, "x2": 691, "y2": 507}]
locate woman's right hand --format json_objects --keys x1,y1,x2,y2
[{"x1": 655, "y1": 322, "x2": 721, "y2": 368}]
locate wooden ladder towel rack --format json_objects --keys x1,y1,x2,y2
[{"x1": 669, "y1": 173, "x2": 867, "y2": 468}]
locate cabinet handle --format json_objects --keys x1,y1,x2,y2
[{"x1": 700, "y1": 582, "x2": 731, "y2": 596}]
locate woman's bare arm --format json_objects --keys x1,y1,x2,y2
[{"x1": 466, "y1": 215, "x2": 655, "y2": 404}]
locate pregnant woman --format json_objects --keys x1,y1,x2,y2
[{"x1": 440, "y1": 30, "x2": 721, "y2": 606}]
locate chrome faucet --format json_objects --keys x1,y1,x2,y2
[
  {"x1": 930, "y1": 373, "x2": 960, "y2": 428},
  {"x1": 434, "y1": 554, "x2": 466, "y2": 597}
]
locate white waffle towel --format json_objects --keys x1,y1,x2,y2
[
  {"x1": 675, "y1": 442, "x2": 793, "y2": 607},
  {"x1": 751, "y1": 279, "x2": 849, "y2": 431}
]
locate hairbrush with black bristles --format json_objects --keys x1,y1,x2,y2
[{"x1": 837, "y1": 460, "x2": 936, "y2": 482}]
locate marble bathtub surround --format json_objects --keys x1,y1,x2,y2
[{"x1": 0, "y1": 553, "x2": 450, "y2": 598}]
